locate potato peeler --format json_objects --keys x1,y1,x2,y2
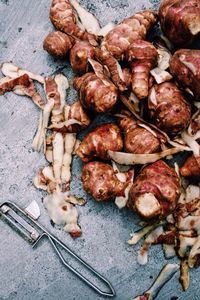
[{"x1": 0, "y1": 201, "x2": 115, "y2": 297}]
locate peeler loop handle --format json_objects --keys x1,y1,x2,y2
[{"x1": 45, "y1": 233, "x2": 115, "y2": 297}]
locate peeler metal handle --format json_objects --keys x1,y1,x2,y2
[{"x1": 0, "y1": 201, "x2": 115, "y2": 298}]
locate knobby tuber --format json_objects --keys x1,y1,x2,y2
[
  {"x1": 43, "y1": 31, "x2": 73, "y2": 59},
  {"x1": 126, "y1": 40, "x2": 158, "y2": 99},
  {"x1": 50, "y1": 0, "x2": 97, "y2": 45},
  {"x1": 73, "y1": 71, "x2": 118, "y2": 113},
  {"x1": 118, "y1": 112, "x2": 161, "y2": 154},
  {"x1": 180, "y1": 154, "x2": 200, "y2": 179},
  {"x1": 159, "y1": 0, "x2": 200, "y2": 46},
  {"x1": 128, "y1": 160, "x2": 181, "y2": 219},
  {"x1": 70, "y1": 40, "x2": 95, "y2": 73},
  {"x1": 82, "y1": 161, "x2": 127, "y2": 201},
  {"x1": 148, "y1": 82, "x2": 191, "y2": 135},
  {"x1": 76, "y1": 123, "x2": 123, "y2": 162},
  {"x1": 170, "y1": 49, "x2": 200, "y2": 100}
]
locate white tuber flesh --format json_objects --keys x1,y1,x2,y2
[
  {"x1": 53, "y1": 132, "x2": 64, "y2": 184},
  {"x1": 157, "y1": 46, "x2": 171, "y2": 71},
  {"x1": 135, "y1": 193, "x2": 161, "y2": 219},
  {"x1": 1, "y1": 62, "x2": 44, "y2": 83},
  {"x1": 32, "y1": 99, "x2": 54, "y2": 152},
  {"x1": 133, "y1": 264, "x2": 179, "y2": 300},
  {"x1": 181, "y1": 131, "x2": 200, "y2": 157},
  {"x1": 128, "y1": 222, "x2": 163, "y2": 245},
  {"x1": 61, "y1": 133, "x2": 77, "y2": 187},
  {"x1": 52, "y1": 74, "x2": 69, "y2": 117},
  {"x1": 43, "y1": 192, "x2": 81, "y2": 237},
  {"x1": 70, "y1": 0, "x2": 100, "y2": 35},
  {"x1": 150, "y1": 68, "x2": 172, "y2": 84},
  {"x1": 25, "y1": 200, "x2": 41, "y2": 220},
  {"x1": 98, "y1": 22, "x2": 115, "y2": 36}
]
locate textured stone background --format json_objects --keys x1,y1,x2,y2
[{"x1": 0, "y1": 0, "x2": 199, "y2": 299}]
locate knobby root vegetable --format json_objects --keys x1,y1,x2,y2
[
  {"x1": 120, "y1": 94, "x2": 170, "y2": 143},
  {"x1": 76, "y1": 123, "x2": 123, "y2": 162},
  {"x1": 148, "y1": 82, "x2": 191, "y2": 135},
  {"x1": 170, "y1": 49, "x2": 200, "y2": 100},
  {"x1": 82, "y1": 161, "x2": 127, "y2": 202},
  {"x1": 61, "y1": 133, "x2": 76, "y2": 190},
  {"x1": 128, "y1": 160, "x2": 181, "y2": 219},
  {"x1": 118, "y1": 112, "x2": 161, "y2": 154},
  {"x1": 43, "y1": 31, "x2": 73, "y2": 59},
  {"x1": 73, "y1": 71, "x2": 118, "y2": 112},
  {"x1": 126, "y1": 40, "x2": 158, "y2": 99},
  {"x1": 70, "y1": 40, "x2": 95, "y2": 73},
  {"x1": 95, "y1": 10, "x2": 157, "y2": 90},
  {"x1": 101, "y1": 10, "x2": 157, "y2": 61},
  {"x1": 180, "y1": 154, "x2": 200, "y2": 179},
  {"x1": 50, "y1": 0, "x2": 97, "y2": 46},
  {"x1": 159, "y1": 0, "x2": 200, "y2": 46}
]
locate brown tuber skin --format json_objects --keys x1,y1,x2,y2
[
  {"x1": 148, "y1": 82, "x2": 191, "y2": 135},
  {"x1": 76, "y1": 123, "x2": 123, "y2": 162},
  {"x1": 43, "y1": 31, "x2": 73, "y2": 59},
  {"x1": 50, "y1": 0, "x2": 97, "y2": 46},
  {"x1": 73, "y1": 72, "x2": 118, "y2": 113},
  {"x1": 82, "y1": 161, "x2": 126, "y2": 201},
  {"x1": 128, "y1": 160, "x2": 181, "y2": 219},
  {"x1": 119, "y1": 113, "x2": 161, "y2": 154},
  {"x1": 170, "y1": 49, "x2": 200, "y2": 100},
  {"x1": 70, "y1": 40, "x2": 95, "y2": 74},
  {"x1": 67, "y1": 101, "x2": 91, "y2": 132},
  {"x1": 101, "y1": 10, "x2": 158, "y2": 61},
  {"x1": 180, "y1": 155, "x2": 200, "y2": 179},
  {"x1": 126, "y1": 40, "x2": 158, "y2": 99},
  {"x1": 159, "y1": 0, "x2": 200, "y2": 46}
]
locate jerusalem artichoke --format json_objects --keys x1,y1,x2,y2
[
  {"x1": 82, "y1": 161, "x2": 126, "y2": 201},
  {"x1": 126, "y1": 40, "x2": 158, "y2": 99},
  {"x1": 76, "y1": 123, "x2": 123, "y2": 162},
  {"x1": 170, "y1": 49, "x2": 200, "y2": 100},
  {"x1": 43, "y1": 31, "x2": 73, "y2": 59},
  {"x1": 128, "y1": 160, "x2": 181, "y2": 219},
  {"x1": 148, "y1": 82, "x2": 191, "y2": 135},
  {"x1": 159, "y1": 0, "x2": 200, "y2": 46}
]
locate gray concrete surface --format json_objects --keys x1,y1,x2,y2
[{"x1": 0, "y1": 0, "x2": 199, "y2": 299}]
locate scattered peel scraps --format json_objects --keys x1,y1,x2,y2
[{"x1": 1, "y1": 62, "x2": 44, "y2": 84}]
